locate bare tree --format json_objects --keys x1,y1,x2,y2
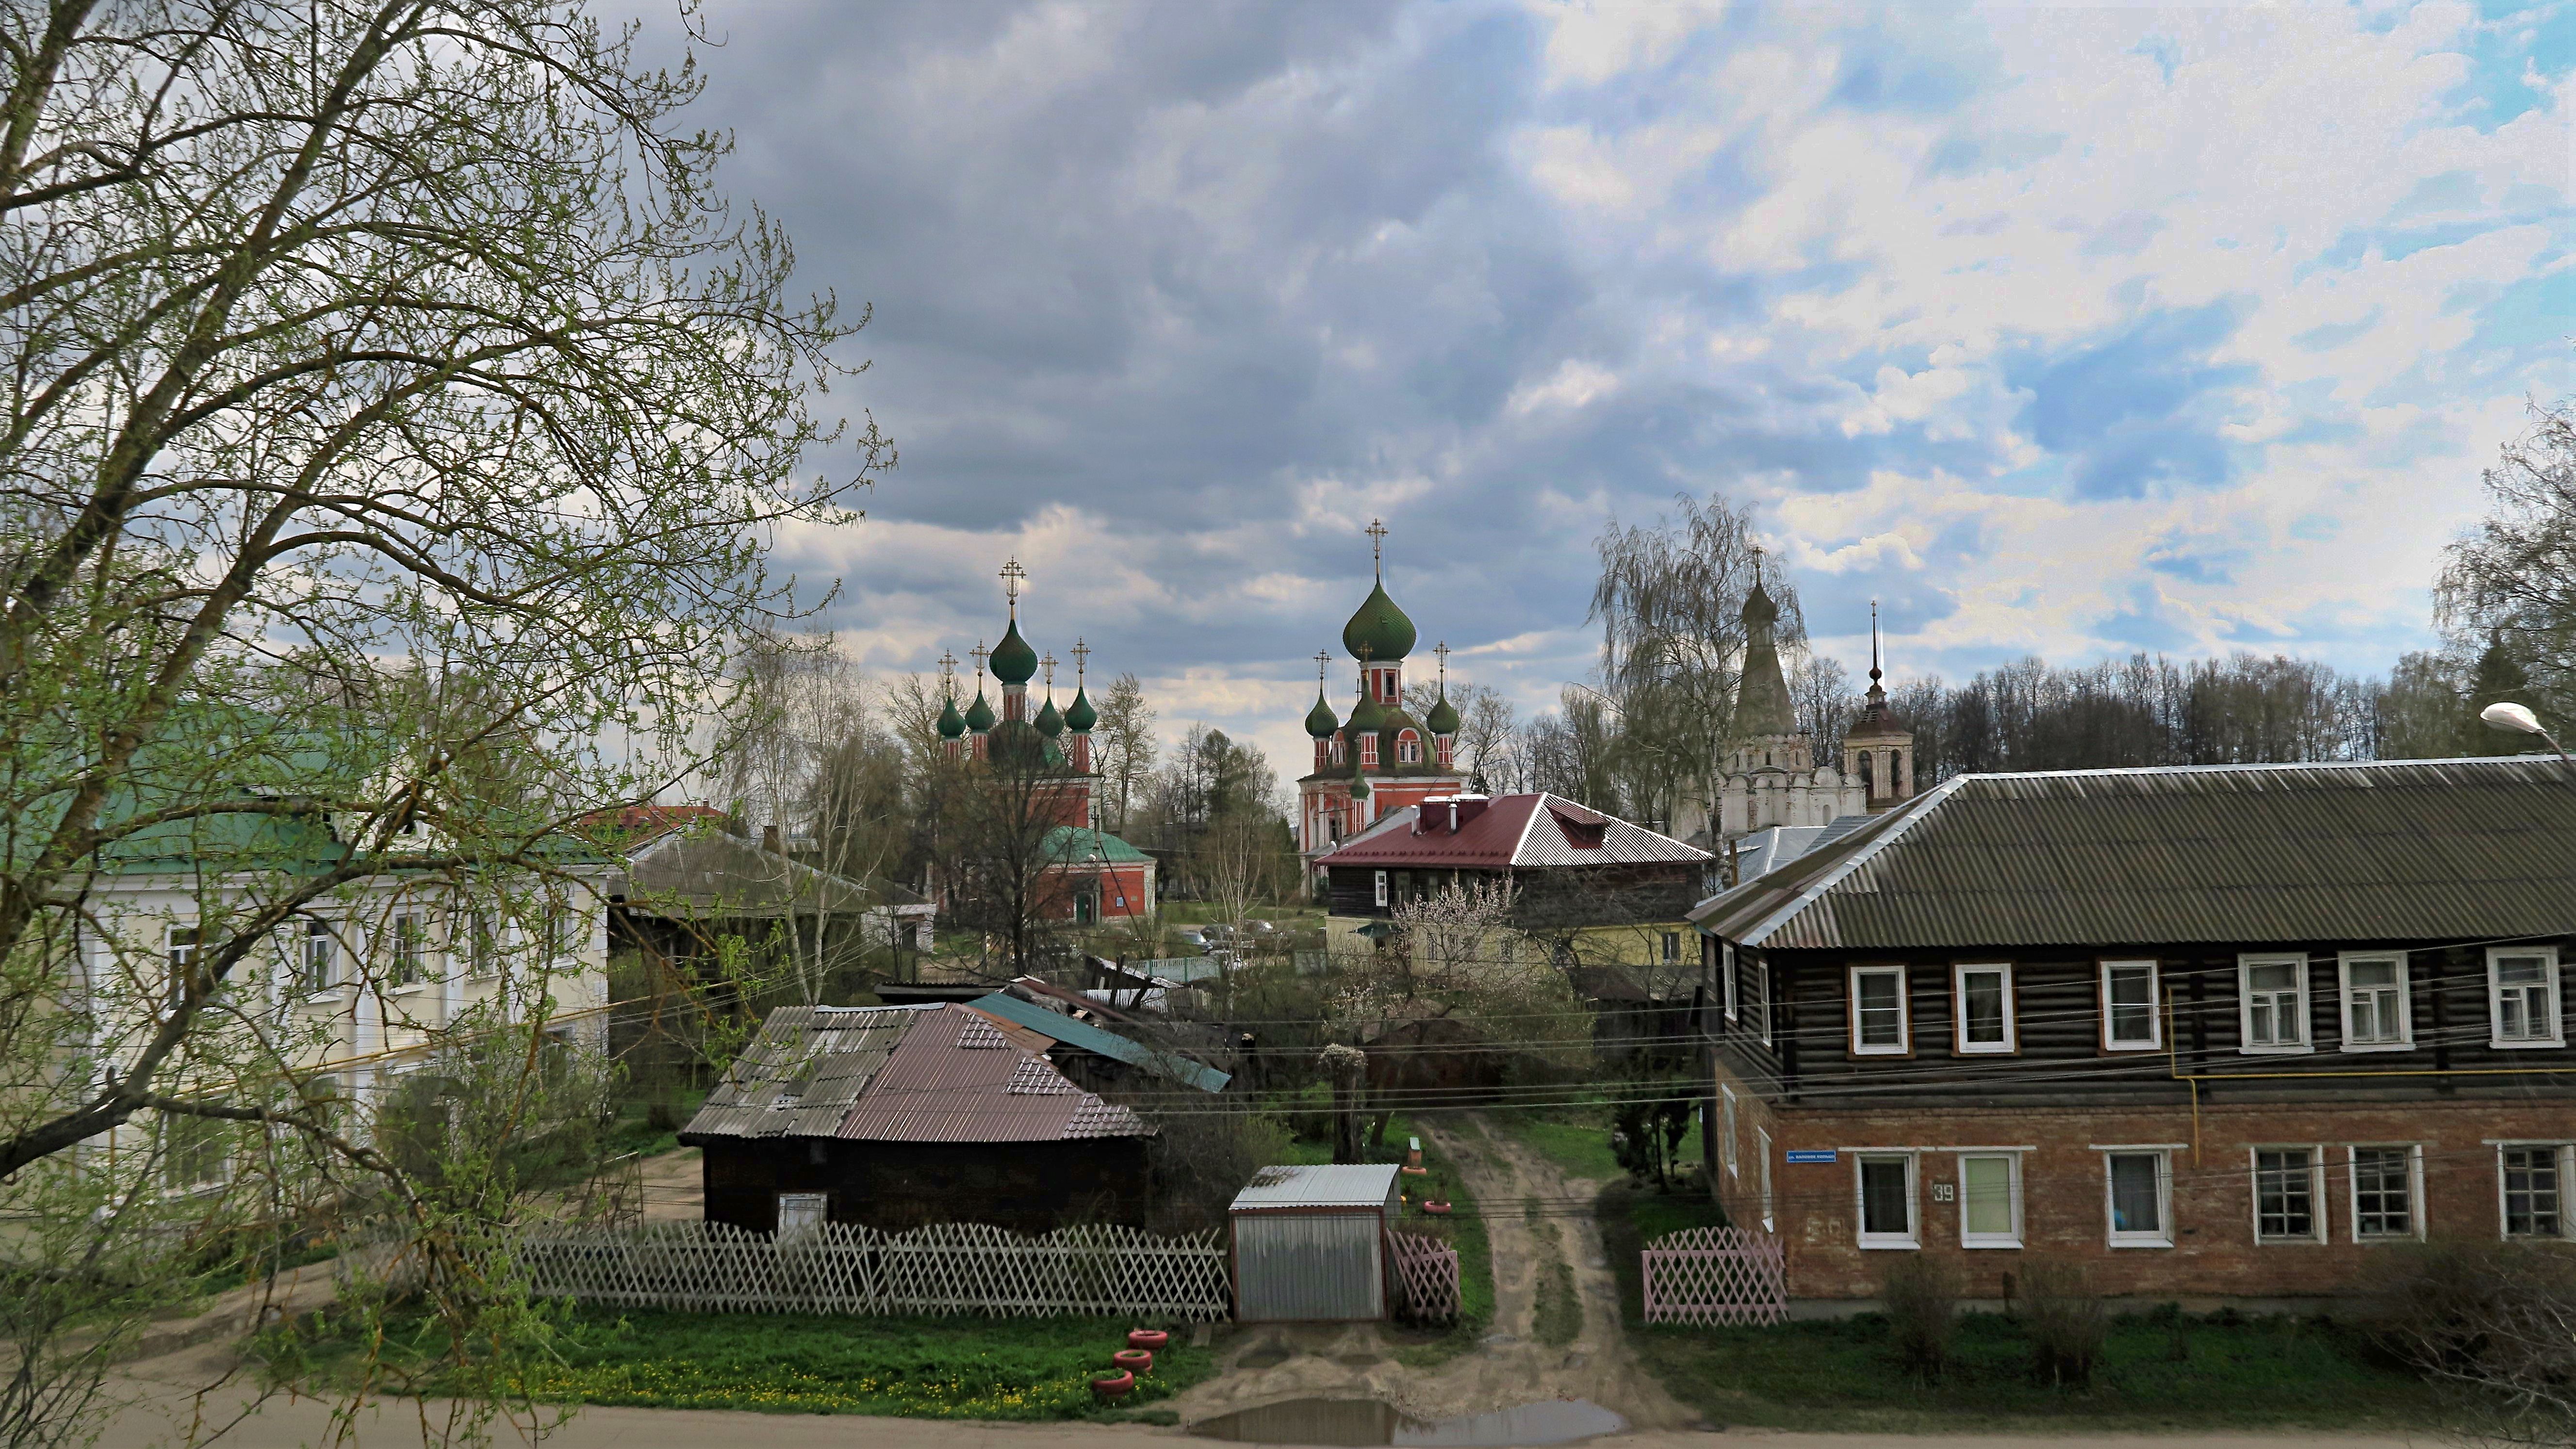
[
  {"x1": 0, "y1": 1, "x2": 876, "y2": 1438},
  {"x1": 2441, "y1": 399, "x2": 2576, "y2": 729},
  {"x1": 1090, "y1": 672, "x2": 1157, "y2": 836}
]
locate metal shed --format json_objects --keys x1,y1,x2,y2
[{"x1": 1228, "y1": 1164, "x2": 1403, "y2": 1322}]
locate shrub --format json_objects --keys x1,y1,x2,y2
[
  {"x1": 1879, "y1": 1255, "x2": 1957, "y2": 1381},
  {"x1": 2353, "y1": 1239, "x2": 2576, "y2": 1444},
  {"x1": 2018, "y1": 1258, "x2": 2106, "y2": 1389}
]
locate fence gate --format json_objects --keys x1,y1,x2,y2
[
  {"x1": 1641, "y1": 1225, "x2": 1786, "y2": 1326},
  {"x1": 1386, "y1": 1231, "x2": 1459, "y2": 1324}
]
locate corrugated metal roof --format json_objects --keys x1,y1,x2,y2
[
  {"x1": 1317, "y1": 794, "x2": 1707, "y2": 870},
  {"x1": 966, "y1": 992, "x2": 1232, "y2": 1093},
  {"x1": 1691, "y1": 757, "x2": 2576, "y2": 950},
  {"x1": 1230, "y1": 1163, "x2": 1403, "y2": 1212},
  {"x1": 679, "y1": 1003, "x2": 1151, "y2": 1144},
  {"x1": 622, "y1": 830, "x2": 918, "y2": 917}
]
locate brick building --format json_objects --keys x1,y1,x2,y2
[
  {"x1": 1296, "y1": 520, "x2": 1469, "y2": 869},
  {"x1": 1690, "y1": 756, "x2": 2576, "y2": 1306}
]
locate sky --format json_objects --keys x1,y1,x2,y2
[{"x1": 660, "y1": 0, "x2": 2573, "y2": 783}]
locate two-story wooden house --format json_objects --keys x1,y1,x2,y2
[{"x1": 1691, "y1": 757, "x2": 2576, "y2": 1305}]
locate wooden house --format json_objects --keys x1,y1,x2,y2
[{"x1": 1691, "y1": 757, "x2": 2576, "y2": 1306}]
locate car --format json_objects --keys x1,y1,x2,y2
[
  {"x1": 1242, "y1": 919, "x2": 1278, "y2": 936},
  {"x1": 1174, "y1": 927, "x2": 1210, "y2": 950}
]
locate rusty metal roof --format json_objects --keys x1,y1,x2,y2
[
  {"x1": 678, "y1": 1003, "x2": 1151, "y2": 1144},
  {"x1": 1690, "y1": 757, "x2": 2576, "y2": 950}
]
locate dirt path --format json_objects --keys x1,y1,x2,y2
[{"x1": 1164, "y1": 1113, "x2": 1696, "y2": 1432}]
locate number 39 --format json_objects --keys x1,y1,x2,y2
[{"x1": 1931, "y1": 1183, "x2": 1955, "y2": 1203}]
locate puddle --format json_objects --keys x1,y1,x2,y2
[{"x1": 1193, "y1": 1398, "x2": 1628, "y2": 1447}]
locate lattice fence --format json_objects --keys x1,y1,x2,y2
[
  {"x1": 1641, "y1": 1225, "x2": 1786, "y2": 1326},
  {"x1": 1387, "y1": 1230, "x2": 1460, "y2": 1324},
  {"x1": 518, "y1": 1221, "x2": 1230, "y2": 1319}
]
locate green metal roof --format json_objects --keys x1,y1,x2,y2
[
  {"x1": 1342, "y1": 580, "x2": 1416, "y2": 662},
  {"x1": 1042, "y1": 826, "x2": 1152, "y2": 864}
]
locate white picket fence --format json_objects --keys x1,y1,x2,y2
[{"x1": 517, "y1": 1220, "x2": 1231, "y2": 1319}]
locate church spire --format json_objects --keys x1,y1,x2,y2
[{"x1": 1734, "y1": 545, "x2": 1796, "y2": 737}]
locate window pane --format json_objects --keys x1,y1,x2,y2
[
  {"x1": 1963, "y1": 971, "x2": 2006, "y2": 1045},
  {"x1": 2109, "y1": 1154, "x2": 2162, "y2": 1234},
  {"x1": 2250, "y1": 962, "x2": 2298, "y2": 993},
  {"x1": 2257, "y1": 1149, "x2": 2315, "y2": 1238},
  {"x1": 2349, "y1": 959, "x2": 2397, "y2": 989},
  {"x1": 2497, "y1": 956, "x2": 2546, "y2": 986},
  {"x1": 1860, "y1": 1159, "x2": 1910, "y2": 1236},
  {"x1": 2108, "y1": 964, "x2": 2156, "y2": 1043},
  {"x1": 1962, "y1": 1156, "x2": 2014, "y2": 1236},
  {"x1": 2503, "y1": 1148, "x2": 2563, "y2": 1237},
  {"x1": 2353, "y1": 1149, "x2": 2412, "y2": 1237}
]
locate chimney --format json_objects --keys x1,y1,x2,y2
[
  {"x1": 1453, "y1": 795, "x2": 1491, "y2": 830},
  {"x1": 761, "y1": 824, "x2": 782, "y2": 854}
]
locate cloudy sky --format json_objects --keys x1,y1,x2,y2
[{"x1": 670, "y1": 0, "x2": 2570, "y2": 778}]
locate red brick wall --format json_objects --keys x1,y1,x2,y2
[{"x1": 1709, "y1": 1058, "x2": 2570, "y2": 1302}]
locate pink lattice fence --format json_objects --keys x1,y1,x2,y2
[
  {"x1": 1641, "y1": 1225, "x2": 1786, "y2": 1326},
  {"x1": 1386, "y1": 1230, "x2": 1460, "y2": 1324}
]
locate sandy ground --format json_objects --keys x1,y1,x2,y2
[
  {"x1": 633, "y1": 1147, "x2": 700, "y2": 1223},
  {"x1": 1161, "y1": 1115, "x2": 1690, "y2": 1431}
]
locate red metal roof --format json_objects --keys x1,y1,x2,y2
[{"x1": 1315, "y1": 792, "x2": 1708, "y2": 869}]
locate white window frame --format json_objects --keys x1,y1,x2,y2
[
  {"x1": 300, "y1": 917, "x2": 339, "y2": 993},
  {"x1": 2251, "y1": 1144, "x2": 2330, "y2": 1244},
  {"x1": 2337, "y1": 951, "x2": 2413, "y2": 1052},
  {"x1": 1954, "y1": 1150, "x2": 2024, "y2": 1249},
  {"x1": 2486, "y1": 945, "x2": 2565, "y2": 1049},
  {"x1": 2237, "y1": 953, "x2": 2313, "y2": 1055},
  {"x1": 1720, "y1": 1084, "x2": 1739, "y2": 1178},
  {"x1": 2346, "y1": 1144, "x2": 2425, "y2": 1242},
  {"x1": 1754, "y1": 958, "x2": 1772, "y2": 1047},
  {"x1": 2099, "y1": 959, "x2": 2162, "y2": 1051},
  {"x1": 1721, "y1": 941, "x2": 1738, "y2": 1023},
  {"x1": 1854, "y1": 1151, "x2": 1919, "y2": 1249},
  {"x1": 1373, "y1": 870, "x2": 1388, "y2": 908},
  {"x1": 1396, "y1": 730, "x2": 1420, "y2": 764},
  {"x1": 2100, "y1": 1148, "x2": 2175, "y2": 1248},
  {"x1": 1952, "y1": 962, "x2": 2016, "y2": 1055},
  {"x1": 1847, "y1": 964, "x2": 1911, "y2": 1056},
  {"x1": 2494, "y1": 1141, "x2": 2575, "y2": 1241},
  {"x1": 776, "y1": 1191, "x2": 827, "y2": 1237},
  {"x1": 1756, "y1": 1126, "x2": 1774, "y2": 1231}
]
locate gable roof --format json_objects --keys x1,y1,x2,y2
[
  {"x1": 678, "y1": 1002, "x2": 1152, "y2": 1144},
  {"x1": 1317, "y1": 793, "x2": 1709, "y2": 870},
  {"x1": 1690, "y1": 757, "x2": 2576, "y2": 951},
  {"x1": 966, "y1": 991, "x2": 1231, "y2": 1093}
]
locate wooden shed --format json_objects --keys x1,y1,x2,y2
[{"x1": 1228, "y1": 1164, "x2": 1403, "y2": 1322}]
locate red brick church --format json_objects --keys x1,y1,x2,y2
[
  {"x1": 1296, "y1": 522, "x2": 1470, "y2": 871},
  {"x1": 934, "y1": 561, "x2": 1155, "y2": 924}
]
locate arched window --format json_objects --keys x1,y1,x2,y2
[{"x1": 1396, "y1": 731, "x2": 1421, "y2": 764}]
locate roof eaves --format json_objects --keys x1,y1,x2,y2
[{"x1": 1731, "y1": 776, "x2": 1968, "y2": 947}]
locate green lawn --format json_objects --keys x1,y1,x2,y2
[
  {"x1": 1629, "y1": 1308, "x2": 2447, "y2": 1433},
  {"x1": 1487, "y1": 1107, "x2": 1701, "y2": 1185},
  {"x1": 329, "y1": 1308, "x2": 1214, "y2": 1420}
]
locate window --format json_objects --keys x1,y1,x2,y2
[
  {"x1": 1720, "y1": 1086, "x2": 1739, "y2": 1178},
  {"x1": 1373, "y1": 870, "x2": 1388, "y2": 908},
  {"x1": 776, "y1": 1192, "x2": 827, "y2": 1237},
  {"x1": 1722, "y1": 943, "x2": 1738, "y2": 1022},
  {"x1": 167, "y1": 925, "x2": 203, "y2": 1005},
  {"x1": 2100, "y1": 960, "x2": 2161, "y2": 1050},
  {"x1": 1756, "y1": 1128, "x2": 1774, "y2": 1230},
  {"x1": 2254, "y1": 1147, "x2": 2325, "y2": 1243},
  {"x1": 2500, "y1": 1145, "x2": 2570, "y2": 1238},
  {"x1": 1753, "y1": 959, "x2": 1772, "y2": 1047},
  {"x1": 158, "y1": 1114, "x2": 228, "y2": 1193},
  {"x1": 2103, "y1": 1151, "x2": 2173, "y2": 1246},
  {"x1": 2239, "y1": 954, "x2": 2311, "y2": 1053},
  {"x1": 1396, "y1": 731, "x2": 1420, "y2": 764},
  {"x1": 1953, "y1": 963, "x2": 2015, "y2": 1054},
  {"x1": 300, "y1": 919, "x2": 337, "y2": 993},
  {"x1": 2339, "y1": 953, "x2": 2412, "y2": 1050},
  {"x1": 2488, "y1": 947, "x2": 2564, "y2": 1048},
  {"x1": 1855, "y1": 1154, "x2": 1918, "y2": 1248},
  {"x1": 391, "y1": 914, "x2": 425, "y2": 986},
  {"x1": 464, "y1": 911, "x2": 498, "y2": 978},
  {"x1": 1848, "y1": 965, "x2": 1909, "y2": 1055},
  {"x1": 2349, "y1": 1146, "x2": 2421, "y2": 1241},
  {"x1": 1957, "y1": 1153, "x2": 2022, "y2": 1248},
  {"x1": 1662, "y1": 932, "x2": 1681, "y2": 964},
  {"x1": 1360, "y1": 733, "x2": 1378, "y2": 768}
]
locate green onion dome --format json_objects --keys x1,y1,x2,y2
[
  {"x1": 936, "y1": 694, "x2": 967, "y2": 739},
  {"x1": 990, "y1": 619, "x2": 1038, "y2": 684},
  {"x1": 963, "y1": 688, "x2": 996, "y2": 733},
  {"x1": 1034, "y1": 694, "x2": 1064, "y2": 737},
  {"x1": 1064, "y1": 686, "x2": 1097, "y2": 733},
  {"x1": 1342, "y1": 580, "x2": 1417, "y2": 663},
  {"x1": 1304, "y1": 688, "x2": 1341, "y2": 738},
  {"x1": 1346, "y1": 694, "x2": 1387, "y2": 736},
  {"x1": 1425, "y1": 691, "x2": 1460, "y2": 735}
]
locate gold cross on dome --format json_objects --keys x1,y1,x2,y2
[
  {"x1": 937, "y1": 651, "x2": 958, "y2": 693},
  {"x1": 1365, "y1": 518, "x2": 1388, "y2": 576},
  {"x1": 1042, "y1": 653, "x2": 1057, "y2": 690},
  {"x1": 1314, "y1": 649, "x2": 1332, "y2": 684},
  {"x1": 1433, "y1": 640, "x2": 1450, "y2": 686},
  {"x1": 970, "y1": 641, "x2": 988, "y2": 678},
  {"x1": 999, "y1": 557, "x2": 1027, "y2": 614},
  {"x1": 1071, "y1": 637, "x2": 1090, "y2": 684}
]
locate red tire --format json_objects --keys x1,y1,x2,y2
[
  {"x1": 1126, "y1": 1329, "x2": 1170, "y2": 1351},
  {"x1": 1091, "y1": 1371, "x2": 1135, "y2": 1399}
]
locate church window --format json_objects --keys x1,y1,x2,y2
[
  {"x1": 1396, "y1": 731, "x2": 1420, "y2": 764},
  {"x1": 1360, "y1": 734, "x2": 1378, "y2": 768}
]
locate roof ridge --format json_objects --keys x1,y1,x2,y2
[
  {"x1": 1735, "y1": 776, "x2": 1969, "y2": 947},
  {"x1": 1958, "y1": 755, "x2": 2559, "y2": 781}
]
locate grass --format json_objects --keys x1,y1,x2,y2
[
  {"x1": 304, "y1": 1307, "x2": 1214, "y2": 1420},
  {"x1": 602, "y1": 1087, "x2": 709, "y2": 1161},
  {"x1": 1627, "y1": 1307, "x2": 2448, "y2": 1433},
  {"x1": 1526, "y1": 1198, "x2": 1581, "y2": 1348},
  {"x1": 1488, "y1": 1106, "x2": 1702, "y2": 1186}
]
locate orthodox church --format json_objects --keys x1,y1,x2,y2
[
  {"x1": 1681, "y1": 556, "x2": 1917, "y2": 852},
  {"x1": 1296, "y1": 522, "x2": 1468, "y2": 863},
  {"x1": 933, "y1": 560, "x2": 1155, "y2": 923}
]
